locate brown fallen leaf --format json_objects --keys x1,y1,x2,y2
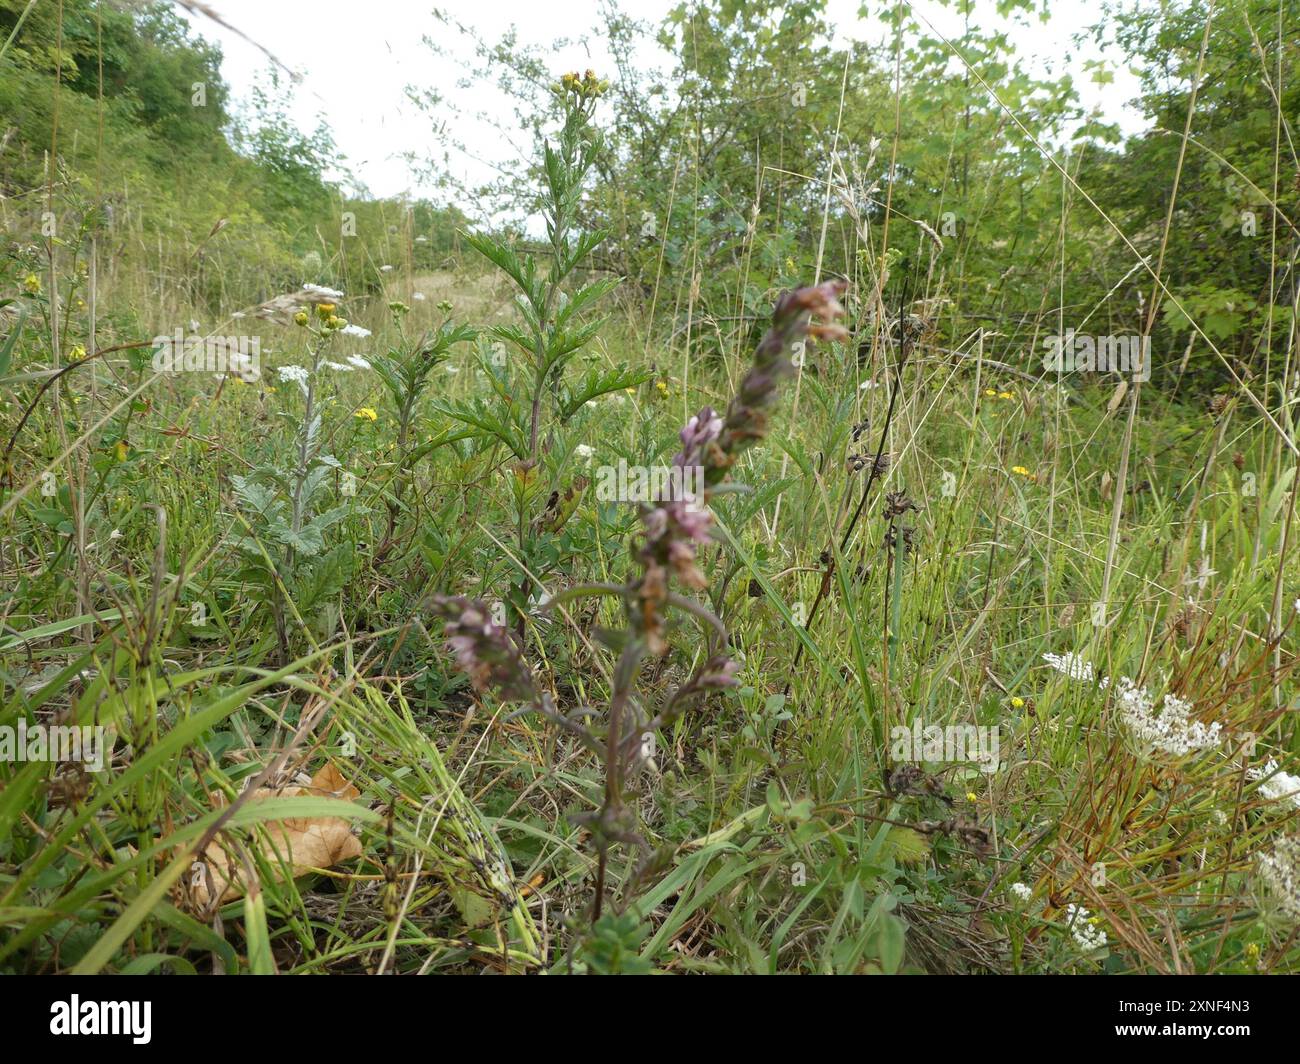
[{"x1": 182, "y1": 761, "x2": 365, "y2": 910}]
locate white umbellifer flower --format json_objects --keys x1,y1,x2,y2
[
  {"x1": 1042, "y1": 651, "x2": 1094, "y2": 682},
  {"x1": 302, "y1": 283, "x2": 345, "y2": 299},
  {"x1": 380, "y1": 264, "x2": 394, "y2": 272},
  {"x1": 1247, "y1": 760, "x2": 1300, "y2": 810},
  {"x1": 1257, "y1": 837, "x2": 1300, "y2": 920},
  {"x1": 1064, "y1": 904, "x2": 1107, "y2": 952},
  {"x1": 859, "y1": 379, "x2": 878, "y2": 390},
  {"x1": 340, "y1": 324, "x2": 371, "y2": 338},
  {"x1": 412, "y1": 292, "x2": 426, "y2": 301},
  {"x1": 346, "y1": 355, "x2": 371, "y2": 370},
  {"x1": 1115, "y1": 676, "x2": 1222, "y2": 756},
  {"x1": 323, "y1": 360, "x2": 354, "y2": 372},
  {"x1": 277, "y1": 365, "x2": 309, "y2": 384},
  {"x1": 575, "y1": 444, "x2": 594, "y2": 460},
  {"x1": 1009, "y1": 882, "x2": 1032, "y2": 902}
]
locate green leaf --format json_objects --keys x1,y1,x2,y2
[
  {"x1": 559, "y1": 365, "x2": 653, "y2": 420},
  {"x1": 244, "y1": 890, "x2": 275, "y2": 974},
  {"x1": 0, "y1": 304, "x2": 28, "y2": 377},
  {"x1": 555, "y1": 276, "x2": 620, "y2": 331}
]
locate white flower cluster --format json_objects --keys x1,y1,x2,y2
[
  {"x1": 322, "y1": 355, "x2": 371, "y2": 372},
  {"x1": 277, "y1": 365, "x2": 309, "y2": 385},
  {"x1": 339, "y1": 324, "x2": 371, "y2": 338},
  {"x1": 1042, "y1": 651, "x2": 1228, "y2": 758},
  {"x1": 1064, "y1": 903, "x2": 1107, "y2": 952},
  {"x1": 1257, "y1": 837, "x2": 1300, "y2": 920},
  {"x1": 1113, "y1": 676, "x2": 1222, "y2": 756},
  {"x1": 1247, "y1": 760, "x2": 1300, "y2": 810},
  {"x1": 1009, "y1": 881, "x2": 1033, "y2": 902},
  {"x1": 302, "y1": 283, "x2": 344, "y2": 300},
  {"x1": 1042, "y1": 651, "x2": 1094, "y2": 682}
]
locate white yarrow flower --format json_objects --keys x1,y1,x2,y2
[
  {"x1": 1247, "y1": 760, "x2": 1300, "y2": 810},
  {"x1": 1042, "y1": 651, "x2": 1094, "y2": 682},
  {"x1": 1009, "y1": 882, "x2": 1032, "y2": 902},
  {"x1": 346, "y1": 355, "x2": 371, "y2": 370},
  {"x1": 1257, "y1": 837, "x2": 1300, "y2": 920},
  {"x1": 302, "y1": 283, "x2": 345, "y2": 300},
  {"x1": 277, "y1": 365, "x2": 309, "y2": 385},
  {"x1": 340, "y1": 324, "x2": 371, "y2": 339},
  {"x1": 1115, "y1": 677, "x2": 1222, "y2": 756},
  {"x1": 1064, "y1": 904, "x2": 1107, "y2": 952}
]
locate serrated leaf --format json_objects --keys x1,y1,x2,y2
[{"x1": 882, "y1": 826, "x2": 931, "y2": 866}]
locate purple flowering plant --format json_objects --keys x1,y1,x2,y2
[{"x1": 431, "y1": 281, "x2": 848, "y2": 920}]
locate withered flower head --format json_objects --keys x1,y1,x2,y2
[{"x1": 882, "y1": 490, "x2": 919, "y2": 521}]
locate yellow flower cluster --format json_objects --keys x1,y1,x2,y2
[
  {"x1": 557, "y1": 69, "x2": 609, "y2": 99},
  {"x1": 294, "y1": 302, "x2": 350, "y2": 331}
]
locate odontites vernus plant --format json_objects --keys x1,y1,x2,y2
[{"x1": 429, "y1": 281, "x2": 849, "y2": 920}]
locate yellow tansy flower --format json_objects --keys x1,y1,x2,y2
[{"x1": 354, "y1": 408, "x2": 378, "y2": 421}]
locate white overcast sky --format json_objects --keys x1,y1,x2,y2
[{"x1": 175, "y1": 0, "x2": 1146, "y2": 205}]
